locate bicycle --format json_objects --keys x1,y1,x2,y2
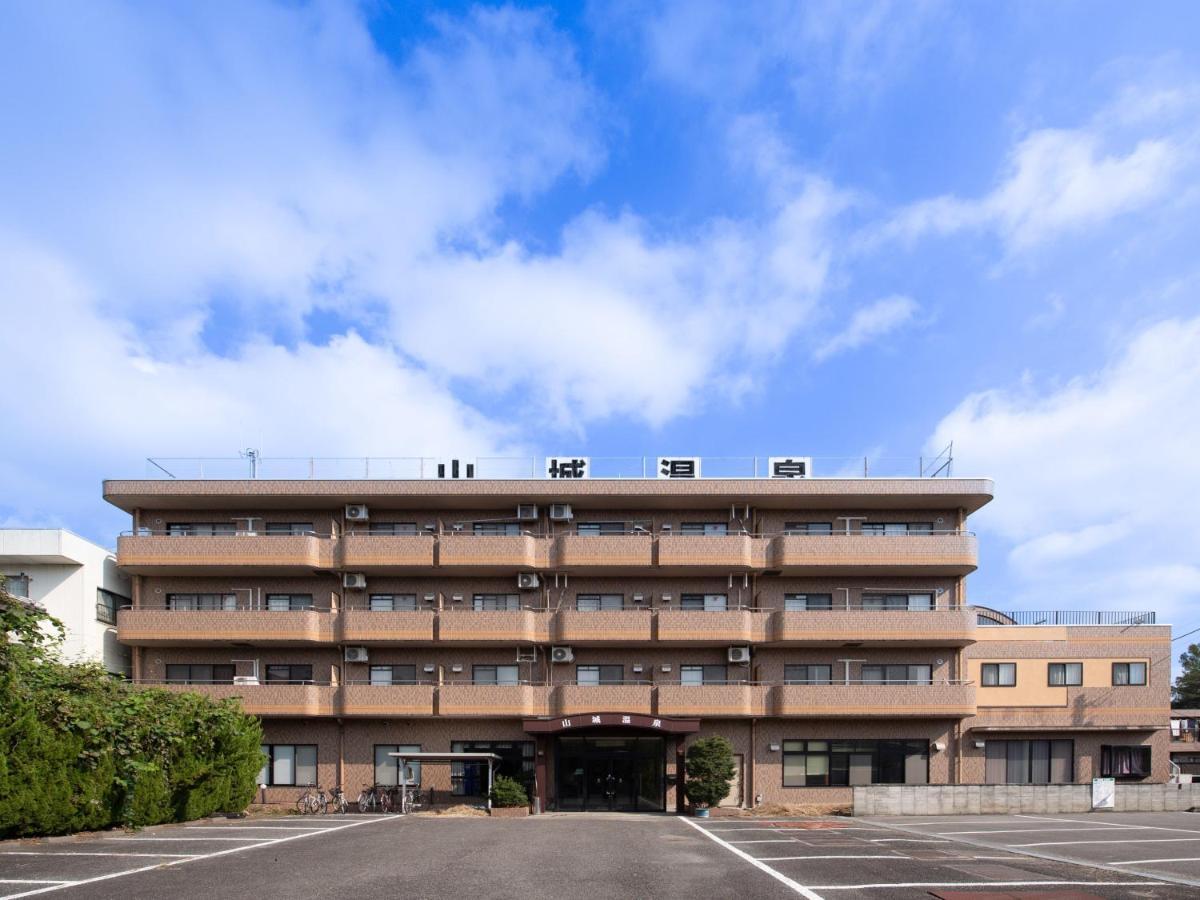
[
  {"x1": 328, "y1": 785, "x2": 348, "y2": 814},
  {"x1": 400, "y1": 787, "x2": 425, "y2": 815},
  {"x1": 294, "y1": 786, "x2": 323, "y2": 815},
  {"x1": 356, "y1": 783, "x2": 391, "y2": 813}
]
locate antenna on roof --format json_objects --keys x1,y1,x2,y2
[{"x1": 240, "y1": 448, "x2": 260, "y2": 479}]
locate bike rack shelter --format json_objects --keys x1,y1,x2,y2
[{"x1": 388, "y1": 751, "x2": 503, "y2": 813}]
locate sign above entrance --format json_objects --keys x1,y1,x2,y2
[{"x1": 522, "y1": 713, "x2": 700, "y2": 734}]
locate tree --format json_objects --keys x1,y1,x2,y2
[
  {"x1": 684, "y1": 736, "x2": 736, "y2": 809},
  {"x1": 1174, "y1": 643, "x2": 1200, "y2": 708},
  {"x1": 489, "y1": 774, "x2": 529, "y2": 808}
]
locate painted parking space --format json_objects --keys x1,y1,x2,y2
[{"x1": 684, "y1": 815, "x2": 1194, "y2": 899}]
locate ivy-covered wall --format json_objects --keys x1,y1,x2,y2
[{"x1": 0, "y1": 590, "x2": 264, "y2": 837}]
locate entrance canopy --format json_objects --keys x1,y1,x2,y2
[
  {"x1": 388, "y1": 751, "x2": 502, "y2": 811},
  {"x1": 523, "y1": 712, "x2": 700, "y2": 734}
]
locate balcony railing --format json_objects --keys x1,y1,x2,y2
[
  {"x1": 1171, "y1": 727, "x2": 1200, "y2": 743},
  {"x1": 771, "y1": 681, "x2": 976, "y2": 717},
  {"x1": 979, "y1": 610, "x2": 1157, "y2": 626},
  {"x1": 117, "y1": 606, "x2": 336, "y2": 644}
]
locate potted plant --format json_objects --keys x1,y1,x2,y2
[
  {"x1": 489, "y1": 775, "x2": 530, "y2": 817},
  {"x1": 684, "y1": 736, "x2": 735, "y2": 817}
]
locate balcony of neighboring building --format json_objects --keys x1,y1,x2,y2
[
  {"x1": 145, "y1": 681, "x2": 340, "y2": 716},
  {"x1": 771, "y1": 680, "x2": 976, "y2": 717},
  {"x1": 116, "y1": 530, "x2": 337, "y2": 575},
  {"x1": 340, "y1": 681, "x2": 437, "y2": 717},
  {"x1": 553, "y1": 682, "x2": 656, "y2": 716},
  {"x1": 117, "y1": 598, "x2": 336, "y2": 646},
  {"x1": 340, "y1": 532, "x2": 436, "y2": 572},
  {"x1": 768, "y1": 530, "x2": 978, "y2": 575},
  {"x1": 437, "y1": 683, "x2": 550, "y2": 716}
]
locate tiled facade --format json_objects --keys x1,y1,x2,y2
[{"x1": 105, "y1": 474, "x2": 1170, "y2": 811}]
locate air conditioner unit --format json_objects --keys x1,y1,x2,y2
[
  {"x1": 516, "y1": 504, "x2": 539, "y2": 521},
  {"x1": 550, "y1": 646, "x2": 574, "y2": 663},
  {"x1": 728, "y1": 646, "x2": 751, "y2": 664},
  {"x1": 344, "y1": 647, "x2": 369, "y2": 663},
  {"x1": 343, "y1": 573, "x2": 366, "y2": 589},
  {"x1": 345, "y1": 504, "x2": 369, "y2": 521},
  {"x1": 232, "y1": 675, "x2": 259, "y2": 686},
  {"x1": 549, "y1": 503, "x2": 574, "y2": 521},
  {"x1": 517, "y1": 573, "x2": 540, "y2": 590}
]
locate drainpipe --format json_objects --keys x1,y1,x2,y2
[{"x1": 748, "y1": 717, "x2": 756, "y2": 809}]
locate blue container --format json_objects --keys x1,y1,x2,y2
[{"x1": 694, "y1": 807, "x2": 710, "y2": 818}]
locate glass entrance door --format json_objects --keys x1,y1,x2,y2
[{"x1": 555, "y1": 735, "x2": 665, "y2": 811}]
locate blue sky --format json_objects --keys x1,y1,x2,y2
[{"x1": 1, "y1": 1, "x2": 1198, "y2": 633}]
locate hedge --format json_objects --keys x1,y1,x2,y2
[{"x1": 0, "y1": 590, "x2": 264, "y2": 837}]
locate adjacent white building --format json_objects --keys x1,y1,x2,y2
[{"x1": 0, "y1": 528, "x2": 130, "y2": 675}]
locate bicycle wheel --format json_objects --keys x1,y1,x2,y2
[
  {"x1": 379, "y1": 792, "x2": 392, "y2": 814},
  {"x1": 295, "y1": 793, "x2": 309, "y2": 814},
  {"x1": 356, "y1": 792, "x2": 371, "y2": 812},
  {"x1": 335, "y1": 795, "x2": 347, "y2": 814}
]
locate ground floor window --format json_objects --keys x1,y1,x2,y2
[
  {"x1": 259, "y1": 744, "x2": 317, "y2": 786},
  {"x1": 374, "y1": 744, "x2": 421, "y2": 786},
  {"x1": 1100, "y1": 744, "x2": 1151, "y2": 778},
  {"x1": 782, "y1": 739, "x2": 928, "y2": 787},
  {"x1": 985, "y1": 740, "x2": 1073, "y2": 784},
  {"x1": 450, "y1": 741, "x2": 534, "y2": 795}
]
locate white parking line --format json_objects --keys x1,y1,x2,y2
[
  {"x1": 680, "y1": 818, "x2": 825, "y2": 900},
  {"x1": 110, "y1": 837, "x2": 272, "y2": 842},
  {"x1": 0, "y1": 853, "x2": 197, "y2": 859},
  {"x1": 0, "y1": 814, "x2": 402, "y2": 900},
  {"x1": 182, "y1": 825, "x2": 330, "y2": 831},
  {"x1": 754, "y1": 855, "x2": 907, "y2": 862},
  {"x1": 728, "y1": 840, "x2": 801, "y2": 844},
  {"x1": 1012, "y1": 814, "x2": 1200, "y2": 836},
  {"x1": 0, "y1": 885, "x2": 74, "y2": 888},
  {"x1": 809, "y1": 881, "x2": 1163, "y2": 891},
  {"x1": 1112, "y1": 857, "x2": 1200, "y2": 866},
  {"x1": 1016, "y1": 837, "x2": 1200, "y2": 848},
  {"x1": 935, "y1": 826, "x2": 1149, "y2": 835},
  {"x1": 866, "y1": 838, "x2": 950, "y2": 843}
]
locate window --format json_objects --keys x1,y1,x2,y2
[
  {"x1": 981, "y1": 663, "x2": 1017, "y2": 687},
  {"x1": 96, "y1": 588, "x2": 127, "y2": 624},
  {"x1": 985, "y1": 740, "x2": 1074, "y2": 784},
  {"x1": 473, "y1": 665, "x2": 519, "y2": 685},
  {"x1": 680, "y1": 665, "x2": 727, "y2": 685},
  {"x1": 375, "y1": 744, "x2": 421, "y2": 786},
  {"x1": 473, "y1": 594, "x2": 520, "y2": 611},
  {"x1": 576, "y1": 522, "x2": 625, "y2": 536},
  {"x1": 472, "y1": 523, "x2": 521, "y2": 536},
  {"x1": 784, "y1": 665, "x2": 832, "y2": 685},
  {"x1": 1101, "y1": 745, "x2": 1152, "y2": 778},
  {"x1": 862, "y1": 593, "x2": 933, "y2": 611},
  {"x1": 265, "y1": 664, "x2": 313, "y2": 684},
  {"x1": 369, "y1": 665, "x2": 417, "y2": 686},
  {"x1": 862, "y1": 664, "x2": 932, "y2": 685},
  {"x1": 265, "y1": 522, "x2": 314, "y2": 535},
  {"x1": 451, "y1": 741, "x2": 534, "y2": 795},
  {"x1": 259, "y1": 744, "x2": 317, "y2": 786},
  {"x1": 368, "y1": 522, "x2": 418, "y2": 535},
  {"x1": 679, "y1": 523, "x2": 728, "y2": 535},
  {"x1": 369, "y1": 594, "x2": 417, "y2": 612},
  {"x1": 680, "y1": 593, "x2": 728, "y2": 612},
  {"x1": 2, "y1": 574, "x2": 30, "y2": 598},
  {"x1": 783, "y1": 739, "x2": 929, "y2": 787},
  {"x1": 168, "y1": 593, "x2": 236, "y2": 611},
  {"x1": 1048, "y1": 662, "x2": 1083, "y2": 686},
  {"x1": 861, "y1": 522, "x2": 933, "y2": 535},
  {"x1": 785, "y1": 594, "x2": 833, "y2": 611},
  {"x1": 784, "y1": 522, "x2": 833, "y2": 535},
  {"x1": 266, "y1": 594, "x2": 313, "y2": 612},
  {"x1": 576, "y1": 594, "x2": 624, "y2": 611},
  {"x1": 166, "y1": 664, "x2": 235, "y2": 684},
  {"x1": 577, "y1": 664, "x2": 625, "y2": 685},
  {"x1": 1112, "y1": 662, "x2": 1148, "y2": 686},
  {"x1": 166, "y1": 522, "x2": 236, "y2": 536}
]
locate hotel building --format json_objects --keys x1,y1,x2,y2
[{"x1": 105, "y1": 457, "x2": 1170, "y2": 811}]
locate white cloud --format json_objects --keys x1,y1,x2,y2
[
  {"x1": 814, "y1": 295, "x2": 918, "y2": 362},
  {"x1": 877, "y1": 89, "x2": 1192, "y2": 254},
  {"x1": 928, "y1": 316, "x2": 1200, "y2": 626}
]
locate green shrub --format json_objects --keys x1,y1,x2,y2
[
  {"x1": 489, "y1": 774, "x2": 529, "y2": 808},
  {"x1": 684, "y1": 736, "x2": 736, "y2": 809},
  {"x1": 0, "y1": 591, "x2": 264, "y2": 837}
]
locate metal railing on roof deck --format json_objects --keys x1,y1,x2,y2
[
  {"x1": 139, "y1": 449, "x2": 959, "y2": 480},
  {"x1": 981, "y1": 610, "x2": 1157, "y2": 626}
]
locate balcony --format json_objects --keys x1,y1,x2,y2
[
  {"x1": 147, "y1": 682, "x2": 339, "y2": 716},
  {"x1": 340, "y1": 609, "x2": 436, "y2": 643},
  {"x1": 769, "y1": 532, "x2": 978, "y2": 575},
  {"x1": 655, "y1": 609, "x2": 769, "y2": 644},
  {"x1": 771, "y1": 682, "x2": 976, "y2": 718},
  {"x1": 656, "y1": 534, "x2": 761, "y2": 570},
  {"x1": 340, "y1": 683, "x2": 436, "y2": 717},
  {"x1": 116, "y1": 533, "x2": 336, "y2": 575},
  {"x1": 437, "y1": 609, "x2": 550, "y2": 643},
  {"x1": 554, "y1": 609, "x2": 654, "y2": 643},
  {"x1": 770, "y1": 607, "x2": 976, "y2": 647},
  {"x1": 655, "y1": 683, "x2": 767, "y2": 717},
  {"x1": 341, "y1": 533, "x2": 436, "y2": 571},
  {"x1": 436, "y1": 533, "x2": 549, "y2": 571},
  {"x1": 438, "y1": 684, "x2": 550, "y2": 717},
  {"x1": 1172, "y1": 727, "x2": 1200, "y2": 744},
  {"x1": 117, "y1": 608, "x2": 335, "y2": 646},
  {"x1": 554, "y1": 684, "x2": 655, "y2": 716},
  {"x1": 554, "y1": 534, "x2": 654, "y2": 570}
]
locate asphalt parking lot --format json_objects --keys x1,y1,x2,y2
[{"x1": 1, "y1": 811, "x2": 1198, "y2": 900}]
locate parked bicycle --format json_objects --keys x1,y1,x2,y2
[
  {"x1": 295, "y1": 785, "x2": 325, "y2": 815},
  {"x1": 400, "y1": 787, "x2": 425, "y2": 815},
  {"x1": 328, "y1": 785, "x2": 348, "y2": 814},
  {"x1": 356, "y1": 784, "x2": 391, "y2": 813}
]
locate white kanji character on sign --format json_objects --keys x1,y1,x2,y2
[
  {"x1": 651, "y1": 718, "x2": 662, "y2": 728},
  {"x1": 591, "y1": 715, "x2": 602, "y2": 724},
  {"x1": 621, "y1": 715, "x2": 632, "y2": 724},
  {"x1": 561, "y1": 719, "x2": 572, "y2": 728}
]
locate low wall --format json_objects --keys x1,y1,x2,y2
[{"x1": 853, "y1": 783, "x2": 1200, "y2": 816}]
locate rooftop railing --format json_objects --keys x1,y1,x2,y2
[{"x1": 980, "y1": 610, "x2": 1157, "y2": 626}]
